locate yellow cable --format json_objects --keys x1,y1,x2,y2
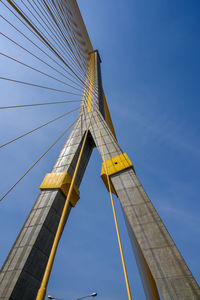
[
  {"x1": 95, "y1": 112, "x2": 132, "y2": 300},
  {"x1": 36, "y1": 114, "x2": 92, "y2": 300},
  {"x1": 37, "y1": 54, "x2": 98, "y2": 300}
]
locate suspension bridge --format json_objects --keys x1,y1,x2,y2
[{"x1": 0, "y1": 0, "x2": 200, "y2": 299}]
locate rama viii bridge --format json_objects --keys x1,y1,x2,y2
[{"x1": 0, "y1": 0, "x2": 199, "y2": 299}]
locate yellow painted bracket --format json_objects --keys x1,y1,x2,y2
[
  {"x1": 101, "y1": 153, "x2": 135, "y2": 196},
  {"x1": 40, "y1": 172, "x2": 80, "y2": 207}
]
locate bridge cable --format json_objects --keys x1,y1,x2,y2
[
  {"x1": 0, "y1": 30, "x2": 98, "y2": 99},
  {"x1": 0, "y1": 19, "x2": 84, "y2": 90},
  {"x1": 0, "y1": 33, "x2": 97, "y2": 119},
  {"x1": 0, "y1": 107, "x2": 79, "y2": 149},
  {"x1": 0, "y1": 100, "x2": 80, "y2": 110},
  {"x1": 47, "y1": 0, "x2": 88, "y2": 72},
  {"x1": 3, "y1": 0, "x2": 99, "y2": 98},
  {"x1": 0, "y1": 29, "x2": 98, "y2": 102},
  {"x1": 5, "y1": 0, "x2": 84, "y2": 76},
  {"x1": 0, "y1": 77, "x2": 82, "y2": 95},
  {"x1": 4, "y1": 0, "x2": 88, "y2": 85},
  {"x1": 19, "y1": 0, "x2": 86, "y2": 79},
  {"x1": 94, "y1": 112, "x2": 133, "y2": 300},
  {"x1": 1, "y1": 3, "x2": 85, "y2": 86},
  {"x1": 37, "y1": 0, "x2": 88, "y2": 75},
  {"x1": 34, "y1": 0, "x2": 87, "y2": 74},
  {"x1": 0, "y1": 52, "x2": 82, "y2": 92},
  {"x1": 0, "y1": 13, "x2": 99, "y2": 98},
  {"x1": 36, "y1": 64, "x2": 98, "y2": 299},
  {"x1": 0, "y1": 119, "x2": 77, "y2": 202}
]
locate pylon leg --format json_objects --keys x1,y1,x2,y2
[
  {"x1": 111, "y1": 169, "x2": 200, "y2": 299},
  {"x1": 91, "y1": 111, "x2": 200, "y2": 299},
  {"x1": 0, "y1": 116, "x2": 94, "y2": 299}
]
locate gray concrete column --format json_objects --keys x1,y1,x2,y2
[
  {"x1": 88, "y1": 111, "x2": 200, "y2": 299},
  {"x1": 110, "y1": 169, "x2": 200, "y2": 300},
  {"x1": 0, "y1": 115, "x2": 94, "y2": 299}
]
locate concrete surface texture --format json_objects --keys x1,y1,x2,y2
[{"x1": 0, "y1": 51, "x2": 199, "y2": 299}]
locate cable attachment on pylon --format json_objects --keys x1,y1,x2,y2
[
  {"x1": 40, "y1": 172, "x2": 80, "y2": 207},
  {"x1": 100, "y1": 153, "x2": 135, "y2": 196}
]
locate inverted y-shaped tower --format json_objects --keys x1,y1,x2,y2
[
  {"x1": 0, "y1": 48, "x2": 200, "y2": 300},
  {"x1": 0, "y1": 1, "x2": 200, "y2": 299}
]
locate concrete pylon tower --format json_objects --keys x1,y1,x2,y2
[{"x1": 0, "y1": 50, "x2": 200, "y2": 300}]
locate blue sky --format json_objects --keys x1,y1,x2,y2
[{"x1": 0, "y1": 0, "x2": 200, "y2": 299}]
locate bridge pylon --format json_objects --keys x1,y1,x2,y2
[{"x1": 0, "y1": 50, "x2": 199, "y2": 300}]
